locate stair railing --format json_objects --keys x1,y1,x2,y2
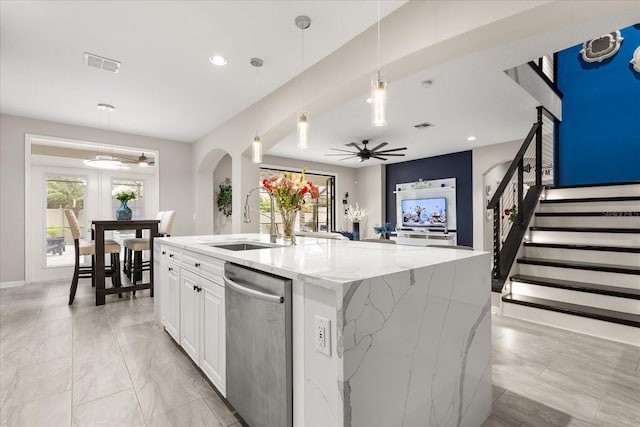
[{"x1": 487, "y1": 106, "x2": 557, "y2": 291}]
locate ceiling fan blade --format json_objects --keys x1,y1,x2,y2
[
  {"x1": 338, "y1": 156, "x2": 359, "y2": 161},
  {"x1": 372, "y1": 156, "x2": 389, "y2": 161},
  {"x1": 379, "y1": 153, "x2": 406, "y2": 157},
  {"x1": 346, "y1": 142, "x2": 363, "y2": 151},
  {"x1": 329, "y1": 148, "x2": 358, "y2": 154},
  {"x1": 325, "y1": 153, "x2": 357, "y2": 156},
  {"x1": 375, "y1": 147, "x2": 407, "y2": 154},
  {"x1": 369, "y1": 142, "x2": 388, "y2": 152}
]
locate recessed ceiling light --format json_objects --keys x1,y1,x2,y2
[
  {"x1": 97, "y1": 103, "x2": 115, "y2": 112},
  {"x1": 209, "y1": 55, "x2": 228, "y2": 66},
  {"x1": 467, "y1": 136, "x2": 477, "y2": 141}
]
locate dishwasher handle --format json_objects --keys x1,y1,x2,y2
[{"x1": 223, "y1": 275, "x2": 284, "y2": 304}]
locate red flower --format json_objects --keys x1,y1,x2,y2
[{"x1": 504, "y1": 208, "x2": 511, "y2": 216}]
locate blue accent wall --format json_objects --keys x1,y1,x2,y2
[
  {"x1": 557, "y1": 25, "x2": 640, "y2": 186},
  {"x1": 385, "y1": 150, "x2": 473, "y2": 247}
]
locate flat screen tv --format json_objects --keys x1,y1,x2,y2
[{"x1": 401, "y1": 197, "x2": 447, "y2": 227}]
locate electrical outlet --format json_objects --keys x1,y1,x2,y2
[{"x1": 315, "y1": 315, "x2": 331, "y2": 356}]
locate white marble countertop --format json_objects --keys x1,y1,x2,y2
[{"x1": 159, "y1": 234, "x2": 487, "y2": 289}]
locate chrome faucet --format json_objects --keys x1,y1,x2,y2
[{"x1": 243, "y1": 187, "x2": 277, "y2": 244}]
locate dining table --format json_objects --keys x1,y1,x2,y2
[{"x1": 92, "y1": 219, "x2": 160, "y2": 305}]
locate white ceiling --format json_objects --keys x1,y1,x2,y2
[
  {"x1": 0, "y1": 0, "x2": 405, "y2": 142},
  {"x1": 2, "y1": 2, "x2": 639, "y2": 169}
]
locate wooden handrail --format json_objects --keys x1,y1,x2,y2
[{"x1": 487, "y1": 121, "x2": 540, "y2": 209}]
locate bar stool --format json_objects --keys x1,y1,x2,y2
[
  {"x1": 123, "y1": 210, "x2": 175, "y2": 285},
  {"x1": 64, "y1": 210, "x2": 123, "y2": 305}
]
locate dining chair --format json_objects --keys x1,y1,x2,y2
[
  {"x1": 123, "y1": 210, "x2": 175, "y2": 285},
  {"x1": 64, "y1": 209, "x2": 123, "y2": 305}
]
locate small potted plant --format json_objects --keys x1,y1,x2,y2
[
  {"x1": 112, "y1": 186, "x2": 138, "y2": 221},
  {"x1": 216, "y1": 179, "x2": 232, "y2": 217}
]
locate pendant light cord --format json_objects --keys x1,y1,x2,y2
[
  {"x1": 300, "y1": 24, "x2": 305, "y2": 112},
  {"x1": 377, "y1": 0, "x2": 381, "y2": 77}
]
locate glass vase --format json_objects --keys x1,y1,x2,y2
[
  {"x1": 352, "y1": 222, "x2": 360, "y2": 241},
  {"x1": 116, "y1": 199, "x2": 132, "y2": 221},
  {"x1": 279, "y1": 208, "x2": 298, "y2": 246}
]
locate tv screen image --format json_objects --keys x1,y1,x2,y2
[{"x1": 401, "y1": 198, "x2": 447, "y2": 227}]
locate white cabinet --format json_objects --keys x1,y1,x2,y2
[
  {"x1": 159, "y1": 244, "x2": 181, "y2": 342},
  {"x1": 180, "y1": 269, "x2": 201, "y2": 363},
  {"x1": 167, "y1": 250, "x2": 226, "y2": 396},
  {"x1": 200, "y1": 277, "x2": 226, "y2": 395}
]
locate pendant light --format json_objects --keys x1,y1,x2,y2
[
  {"x1": 250, "y1": 57, "x2": 264, "y2": 164},
  {"x1": 295, "y1": 15, "x2": 311, "y2": 149},
  {"x1": 371, "y1": 1, "x2": 387, "y2": 127},
  {"x1": 84, "y1": 104, "x2": 129, "y2": 169}
]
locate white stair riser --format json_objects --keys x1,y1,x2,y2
[
  {"x1": 534, "y1": 216, "x2": 640, "y2": 228},
  {"x1": 510, "y1": 282, "x2": 640, "y2": 314},
  {"x1": 524, "y1": 247, "x2": 640, "y2": 266},
  {"x1": 545, "y1": 185, "x2": 640, "y2": 199},
  {"x1": 517, "y1": 264, "x2": 640, "y2": 289},
  {"x1": 538, "y1": 201, "x2": 640, "y2": 213},
  {"x1": 530, "y1": 230, "x2": 640, "y2": 246},
  {"x1": 500, "y1": 303, "x2": 640, "y2": 346}
]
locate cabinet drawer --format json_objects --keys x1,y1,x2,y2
[
  {"x1": 183, "y1": 250, "x2": 223, "y2": 283},
  {"x1": 163, "y1": 246, "x2": 182, "y2": 265}
]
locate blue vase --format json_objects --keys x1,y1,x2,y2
[
  {"x1": 352, "y1": 222, "x2": 360, "y2": 241},
  {"x1": 116, "y1": 200, "x2": 132, "y2": 221}
]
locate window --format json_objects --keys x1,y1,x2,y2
[{"x1": 259, "y1": 168, "x2": 335, "y2": 234}]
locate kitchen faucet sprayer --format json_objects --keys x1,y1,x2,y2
[{"x1": 243, "y1": 186, "x2": 277, "y2": 243}]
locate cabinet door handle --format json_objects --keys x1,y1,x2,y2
[
  {"x1": 193, "y1": 284, "x2": 197, "y2": 291},
  {"x1": 197, "y1": 286, "x2": 202, "y2": 292},
  {"x1": 169, "y1": 254, "x2": 174, "y2": 258},
  {"x1": 162, "y1": 251, "x2": 166, "y2": 255},
  {"x1": 168, "y1": 267, "x2": 173, "y2": 271},
  {"x1": 195, "y1": 263, "x2": 201, "y2": 268}
]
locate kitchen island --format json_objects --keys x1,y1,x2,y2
[{"x1": 154, "y1": 234, "x2": 491, "y2": 427}]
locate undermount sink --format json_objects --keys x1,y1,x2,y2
[{"x1": 206, "y1": 241, "x2": 283, "y2": 251}]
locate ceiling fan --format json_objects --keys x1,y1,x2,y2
[
  {"x1": 120, "y1": 153, "x2": 156, "y2": 167},
  {"x1": 325, "y1": 140, "x2": 407, "y2": 162}
]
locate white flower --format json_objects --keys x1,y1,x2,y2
[
  {"x1": 112, "y1": 186, "x2": 138, "y2": 201},
  {"x1": 345, "y1": 203, "x2": 367, "y2": 222}
]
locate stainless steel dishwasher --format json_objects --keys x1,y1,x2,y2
[{"x1": 223, "y1": 262, "x2": 292, "y2": 427}]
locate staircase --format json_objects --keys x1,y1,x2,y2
[{"x1": 500, "y1": 182, "x2": 640, "y2": 345}]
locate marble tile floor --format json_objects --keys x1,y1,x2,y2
[
  {"x1": 0, "y1": 280, "x2": 241, "y2": 427},
  {"x1": 1, "y1": 280, "x2": 638, "y2": 427}
]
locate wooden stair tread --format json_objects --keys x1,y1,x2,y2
[
  {"x1": 535, "y1": 211, "x2": 640, "y2": 217},
  {"x1": 530, "y1": 226, "x2": 640, "y2": 233},
  {"x1": 523, "y1": 242, "x2": 640, "y2": 253},
  {"x1": 541, "y1": 196, "x2": 640, "y2": 203},
  {"x1": 501, "y1": 294, "x2": 640, "y2": 328},
  {"x1": 510, "y1": 274, "x2": 640, "y2": 299},
  {"x1": 517, "y1": 257, "x2": 640, "y2": 275}
]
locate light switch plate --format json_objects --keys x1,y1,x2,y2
[{"x1": 315, "y1": 315, "x2": 331, "y2": 357}]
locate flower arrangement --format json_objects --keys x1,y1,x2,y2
[
  {"x1": 261, "y1": 168, "x2": 320, "y2": 210},
  {"x1": 374, "y1": 222, "x2": 394, "y2": 238},
  {"x1": 345, "y1": 203, "x2": 367, "y2": 222},
  {"x1": 112, "y1": 186, "x2": 138, "y2": 202},
  {"x1": 503, "y1": 204, "x2": 517, "y2": 223}
]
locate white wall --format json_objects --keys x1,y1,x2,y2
[
  {"x1": 471, "y1": 139, "x2": 521, "y2": 251},
  {"x1": 354, "y1": 165, "x2": 385, "y2": 239},
  {"x1": 0, "y1": 113, "x2": 193, "y2": 283}
]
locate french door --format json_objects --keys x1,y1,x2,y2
[{"x1": 28, "y1": 159, "x2": 156, "y2": 283}]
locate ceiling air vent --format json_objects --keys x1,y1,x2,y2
[
  {"x1": 84, "y1": 52, "x2": 121, "y2": 73},
  {"x1": 413, "y1": 122, "x2": 434, "y2": 129}
]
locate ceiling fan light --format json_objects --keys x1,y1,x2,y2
[
  {"x1": 84, "y1": 155, "x2": 129, "y2": 170},
  {"x1": 371, "y1": 76, "x2": 387, "y2": 127},
  {"x1": 138, "y1": 153, "x2": 149, "y2": 167},
  {"x1": 297, "y1": 112, "x2": 308, "y2": 149},
  {"x1": 252, "y1": 135, "x2": 263, "y2": 164}
]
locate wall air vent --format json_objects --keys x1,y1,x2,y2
[
  {"x1": 413, "y1": 122, "x2": 434, "y2": 129},
  {"x1": 84, "y1": 52, "x2": 121, "y2": 73}
]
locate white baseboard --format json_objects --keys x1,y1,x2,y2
[{"x1": 0, "y1": 280, "x2": 25, "y2": 289}]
